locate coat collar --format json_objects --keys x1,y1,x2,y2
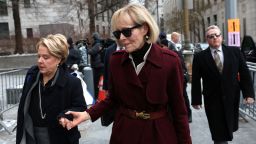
[
  {"x1": 120, "y1": 43, "x2": 163, "y2": 68},
  {"x1": 119, "y1": 44, "x2": 164, "y2": 88}
]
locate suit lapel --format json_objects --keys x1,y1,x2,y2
[
  {"x1": 204, "y1": 48, "x2": 220, "y2": 75},
  {"x1": 222, "y1": 45, "x2": 231, "y2": 76}
]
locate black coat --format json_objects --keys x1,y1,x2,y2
[
  {"x1": 191, "y1": 45, "x2": 255, "y2": 141},
  {"x1": 16, "y1": 65, "x2": 87, "y2": 144},
  {"x1": 103, "y1": 43, "x2": 117, "y2": 90}
]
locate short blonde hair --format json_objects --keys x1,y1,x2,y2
[
  {"x1": 36, "y1": 34, "x2": 68, "y2": 64},
  {"x1": 111, "y1": 4, "x2": 159, "y2": 43}
]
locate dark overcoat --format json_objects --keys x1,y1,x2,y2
[
  {"x1": 191, "y1": 45, "x2": 255, "y2": 141},
  {"x1": 16, "y1": 66, "x2": 87, "y2": 144},
  {"x1": 87, "y1": 44, "x2": 192, "y2": 144}
]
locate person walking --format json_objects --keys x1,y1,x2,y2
[
  {"x1": 16, "y1": 34, "x2": 87, "y2": 144},
  {"x1": 169, "y1": 32, "x2": 181, "y2": 51},
  {"x1": 87, "y1": 32, "x2": 104, "y2": 100},
  {"x1": 191, "y1": 25, "x2": 255, "y2": 144},
  {"x1": 59, "y1": 4, "x2": 191, "y2": 144},
  {"x1": 66, "y1": 37, "x2": 82, "y2": 72},
  {"x1": 160, "y1": 38, "x2": 192, "y2": 122}
]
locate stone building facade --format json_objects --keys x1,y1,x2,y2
[{"x1": 162, "y1": 0, "x2": 256, "y2": 43}]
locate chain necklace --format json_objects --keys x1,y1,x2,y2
[{"x1": 38, "y1": 83, "x2": 46, "y2": 119}]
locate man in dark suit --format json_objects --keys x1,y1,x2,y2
[{"x1": 191, "y1": 25, "x2": 255, "y2": 144}]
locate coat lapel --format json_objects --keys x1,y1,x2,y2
[
  {"x1": 221, "y1": 45, "x2": 231, "y2": 76},
  {"x1": 121, "y1": 52, "x2": 143, "y2": 88}
]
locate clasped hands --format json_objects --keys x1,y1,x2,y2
[{"x1": 59, "y1": 111, "x2": 90, "y2": 130}]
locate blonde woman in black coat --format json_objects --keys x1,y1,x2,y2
[{"x1": 16, "y1": 34, "x2": 87, "y2": 144}]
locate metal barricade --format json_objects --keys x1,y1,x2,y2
[
  {"x1": 0, "y1": 68, "x2": 28, "y2": 134},
  {"x1": 239, "y1": 62, "x2": 256, "y2": 121}
]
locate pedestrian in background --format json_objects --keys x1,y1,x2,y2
[
  {"x1": 160, "y1": 38, "x2": 192, "y2": 122},
  {"x1": 59, "y1": 3, "x2": 191, "y2": 144},
  {"x1": 16, "y1": 34, "x2": 87, "y2": 144},
  {"x1": 100, "y1": 41, "x2": 123, "y2": 126},
  {"x1": 66, "y1": 37, "x2": 82, "y2": 72},
  {"x1": 87, "y1": 32, "x2": 104, "y2": 100},
  {"x1": 169, "y1": 32, "x2": 181, "y2": 51},
  {"x1": 191, "y1": 25, "x2": 255, "y2": 144}
]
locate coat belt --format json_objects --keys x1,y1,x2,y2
[{"x1": 120, "y1": 107, "x2": 167, "y2": 120}]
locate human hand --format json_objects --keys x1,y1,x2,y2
[
  {"x1": 192, "y1": 105, "x2": 202, "y2": 110},
  {"x1": 244, "y1": 97, "x2": 255, "y2": 104},
  {"x1": 59, "y1": 111, "x2": 90, "y2": 130},
  {"x1": 59, "y1": 117, "x2": 70, "y2": 129}
]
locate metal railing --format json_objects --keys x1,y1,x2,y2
[
  {"x1": 239, "y1": 62, "x2": 256, "y2": 121},
  {"x1": 0, "y1": 68, "x2": 28, "y2": 134}
]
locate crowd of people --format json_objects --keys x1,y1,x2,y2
[{"x1": 16, "y1": 3, "x2": 255, "y2": 144}]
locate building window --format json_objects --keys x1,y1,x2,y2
[
  {"x1": 207, "y1": 17, "x2": 211, "y2": 26},
  {"x1": 96, "y1": 25, "x2": 99, "y2": 33},
  {"x1": 102, "y1": 12, "x2": 104, "y2": 21},
  {"x1": 0, "y1": 0, "x2": 8, "y2": 16},
  {"x1": 243, "y1": 18, "x2": 246, "y2": 36},
  {"x1": 26, "y1": 28, "x2": 33, "y2": 38},
  {"x1": 213, "y1": 14, "x2": 217, "y2": 25},
  {"x1": 0, "y1": 23, "x2": 10, "y2": 39},
  {"x1": 103, "y1": 26, "x2": 105, "y2": 36},
  {"x1": 24, "y1": 0, "x2": 31, "y2": 8}
]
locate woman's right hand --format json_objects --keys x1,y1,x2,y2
[{"x1": 59, "y1": 111, "x2": 90, "y2": 130}]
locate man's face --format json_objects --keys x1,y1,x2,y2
[{"x1": 206, "y1": 28, "x2": 222, "y2": 49}]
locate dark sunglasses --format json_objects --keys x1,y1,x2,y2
[
  {"x1": 207, "y1": 33, "x2": 221, "y2": 39},
  {"x1": 113, "y1": 24, "x2": 142, "y2": 39}
]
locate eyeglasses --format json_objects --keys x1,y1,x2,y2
[
  {"x1": 207, "y1": 33, "x2": 221, "y2": 39},
  {"x1": 113, "y1": 24, "x2": 142, "y2": 39}
]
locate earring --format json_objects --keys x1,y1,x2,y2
[{"x1": 145, "y1": 35, "x2": 149, "y2": 41}]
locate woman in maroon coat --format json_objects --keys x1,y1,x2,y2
[{"x1": 59, "y1": 4, "x2": 192, "y2": 144}]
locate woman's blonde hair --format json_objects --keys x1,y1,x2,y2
[
  {"x1": 111, "y1": 4, "x2": 159, "y2": 43},
  {"x1": 36, "y1": 34, "x2": 68, "y2": 64}
]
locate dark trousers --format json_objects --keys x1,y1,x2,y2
[
  {"x1": 183, "y1": 83, "x2": 191, "y2": 118},
  {"x1": 93, "y1": 67, "x2": 104, "y2": 100}
]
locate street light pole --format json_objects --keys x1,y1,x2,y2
[
  {"x1": 224, "y1": 0, "x2": 237, "y2": 45},
  {"x1": 182, "y1": 0, "x2": 193, "y2": 81},
  {"x1": 183, "y1": 0, "x2": 190, "y2": 50}
]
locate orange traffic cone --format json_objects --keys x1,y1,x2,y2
[{"x1": 97, "y1": 75, "x2": 106, "y2": 102}]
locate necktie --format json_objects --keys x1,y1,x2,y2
[{"x1": 214, "y1": 50, "x2": 223, "y2": 73}]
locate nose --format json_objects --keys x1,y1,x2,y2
[
  {"x1": 38, "y1": 56, "x2": 43, "y2": 63},
  {"x1": 119, "y1": 33, "x2": 126, "y2": 40}
]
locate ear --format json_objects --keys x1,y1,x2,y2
[{"x1": 142, "y1": 23, "x2": 149, "y2": 36}]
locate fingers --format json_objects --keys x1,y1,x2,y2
[
  {"x1": 59, "y1": 118, "x2": 70, "y2": 128},
  {"x1": 245, "y1": 97, "x2": 255, "y2": 104},
  {"x1": 192, "y1": 105, "x2": 202, "y2": 110}
]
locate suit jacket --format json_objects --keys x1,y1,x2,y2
[
  {"x1": 16, "y1": 65, "x2": 87, "y2": 144},
  {"x1": 191, "y1": 45, "x2": 255, "y2": 141},
  {"x1": 87, "y1": 43, "x2": 192, "y2": 144}
]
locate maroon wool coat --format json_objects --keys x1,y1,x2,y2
[{"x1": 87, "y1": 44, "x2": 192, "y2": 144}]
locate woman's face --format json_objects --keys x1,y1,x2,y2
[
  {"x1": 114, "y1": 15, "x2": 148, "y2": 53},
  {"x1": 37, "y1": 45, "x2": 61, "y2": 77}
]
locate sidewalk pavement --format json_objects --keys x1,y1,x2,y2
[{"x1": 1, "y1": 84, "x2": 256, "y2": 144}]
